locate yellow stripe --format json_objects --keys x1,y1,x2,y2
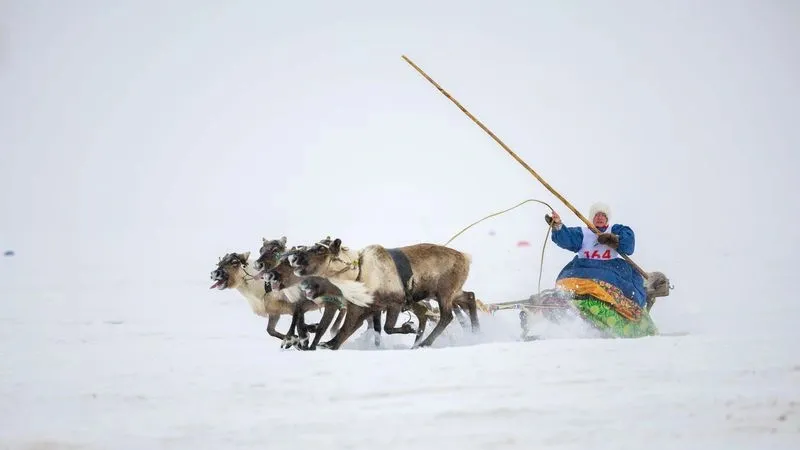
[{"x1": 556, "y1": 278, "x2": 617, "y2": 304}]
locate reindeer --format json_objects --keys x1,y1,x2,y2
[
  {"x1": 287, "y1": 237, "x2": 474, "y2": 349},
  {"x1": 296, "y1": 276, "x2": 377, "y2": 350},
  {"x1": 252, "y1": 239, "x2": 348, "y2": 349},
  {"x1": 272, "y1": 241, "x2": 384, "y2": 349},
  {"x1": 208, "y1": 239, "x2": 331, "y2": 348},
  {"x1": 254, "y1": 237, "x2": 394, "y2": 349}
]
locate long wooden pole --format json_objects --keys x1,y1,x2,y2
[{"x1": 401, "y1": 55, "x2": 649, "y2": 280}]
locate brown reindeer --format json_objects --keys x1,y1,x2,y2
[
  {"x1": 251, "y1": 237, "x2": 349, "y2": 349},
  {"x1": 277, "y1": 242, "x2": 383, "y2": 348},
  {"x1": 302, "y1": 238, "x2": 482, "y2": 341},
  {"x1": 287, "y1": 237, "x2": 473, "y2": 349}
]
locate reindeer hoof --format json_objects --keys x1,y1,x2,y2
[
  {"x1": 281, "y1": 335, "x2": 308, "y2": 350},
  {"x1": 400, "y1": 323, "x2": 416, "y2": 334},
  {"x1": 296, "y1": 336, "x2": 310, "y2": 350},
  {"x1": 412, "y1": 340, "x2": 432, "y2": 349}
]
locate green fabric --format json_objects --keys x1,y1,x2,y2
[{"x1": 572, "y1": 297, "x2": 659, "y2": 338}]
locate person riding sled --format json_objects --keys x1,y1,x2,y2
[{"x1": 544, "y1": 202, "x2": 658, "y2": 338}]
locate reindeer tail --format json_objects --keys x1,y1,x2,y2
[{"x1": 329, "y1": 279, "x2": 375, "y2": 308}]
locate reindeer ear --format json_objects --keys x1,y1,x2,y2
[
  {"x1": 241, "y1": 251, "x2": 250, "y2": 261},
  {"x1": 330, "y1": 238, "x2": 342, "y2": 255},
  {"x1": 262, "y1": 237, "x2": 266, "y2": 243},
  {"x1": 280, "y1": 236, "x2": 287, "y2": 245}
]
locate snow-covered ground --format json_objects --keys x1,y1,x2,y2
[{"x1": 1, "y1": 259, "x2": 798, "y2": 450}]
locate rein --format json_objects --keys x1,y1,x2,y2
[
  {"x1": 442, "y1": 198, "x2": 555, "y2": 295},
  {"x1": 327, "y1": 250, "x2": 361, "y2": 279}
]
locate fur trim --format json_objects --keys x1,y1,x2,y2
[
  {"x1": 328, "y1": 279, "x2": 375, "y2": 308},
  {"x1": 589, "y1": 202, "x2": 612, "y2": 221}
]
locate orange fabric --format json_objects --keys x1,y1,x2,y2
[{"x1": 556, "y1": 277, "x2": 642, "y2": 321}]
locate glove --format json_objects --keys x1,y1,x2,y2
[
  {"x1": 597, "y1": 232, "x2": 619, "y2": 249},
  {"x1": 544, "y1": 214, "x2": 562, "y2": 230}
]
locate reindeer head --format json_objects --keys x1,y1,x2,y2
[
  {"x1": 299, "y1": 276, "x2": 342, "y2": 301},
  {"x1": 645, "y1": 271, "x2": 672, "y2": 298},
  {"x1": 286, "y1": 236, "x2": 342, "y2": 277},
  {"x1": 253, "y1": 236, "x2": 288, "y2": 273},
  {"x1": 209, "y1": 252, "x2": 251, "y2": 290},
  {"x1": 262, "y1": 268, "x2": 284, "y2": 292},
  {"x1": 299, "y1": 277, "x2": 323, "y2": 301}
]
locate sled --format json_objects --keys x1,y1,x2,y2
[{"x1": 487, "y1": 271, "x2": 673, "y2": 340}]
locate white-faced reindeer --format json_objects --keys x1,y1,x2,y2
[
  {"x1": 287, "y1": 237, "x2": 476, "y2": 349},
  {"x1": 209, "y1": 251, "x2": 299, "y2": 342},
  {"x1": 208, "y1": 237, "x2": 335, "y2": 348}
]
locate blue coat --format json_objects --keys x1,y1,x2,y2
[{"x1": 550, "y1": 224, "x2": 646, "y2": 307}]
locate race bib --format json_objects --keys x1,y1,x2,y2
[{"x1": 578, "y1": 227, "x2": 619, "y2": 260}]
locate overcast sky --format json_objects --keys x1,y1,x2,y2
[{"x1": 1, "y1": 1, "x2": 797, "y2": 330}]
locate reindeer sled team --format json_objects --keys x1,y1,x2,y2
[
  {"x1": 210, "y1": 235, "x2": 480, "y2": 350},
  {"x1": 209, "y1": 202, "x2": 672, "y2": 350}
]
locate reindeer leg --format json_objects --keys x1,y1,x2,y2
[
  {"x1": 295, "y1": 300, "x2": 317, "y2": 350},
  {"x1": 266, "y1": 313, "x2": 287, "y2": 343},
  {"x1": 371, "y1": 310, "x2": 382, "y2": 347},
  {"x1": 411, "y1": 302, "x2": 429, "y2": 347},
  {"x1": 309, "y1": 301, "x2": 338, "y2": 350},
  {"x1": 320, "y1": 308, "x2": 352, "y2": 349},
  {"x1": 453, "y1": 306, "x2": 470, "y2": 329},
  {"x1": 414, "y1": 293, "x2": 454, "y2": 348},
  {"x1": 328, "y1": 305, "x2": 373, "y2": 350},
  {"x1": 302, "y1": 302, "x2": 322, "y2": 334},
  {"x1": 453, "y1": 292, "x2": 480, "y2": 333},
  {"x1": 329, "y1": 307, "x2": 345, "y2": 336},
  {"x1": 282, "y1": 303, "x2": 302, "y2": 349},
  {"x1": 383, "y1": 303, "x2": 416, "y2": 335},
  {"x1": 467, "y1": 299, "x2": 481, "y2": 333}
]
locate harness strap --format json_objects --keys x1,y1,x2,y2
[
  {"x1": 355, "y1": 252, "x2": 363, "y2": 281},
  {"x1": 321, "y1": 295, "x2": 345, "y2": 309},
  {"x1": 387, "y1": 248, "x2": 414, "y2": 303}
]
